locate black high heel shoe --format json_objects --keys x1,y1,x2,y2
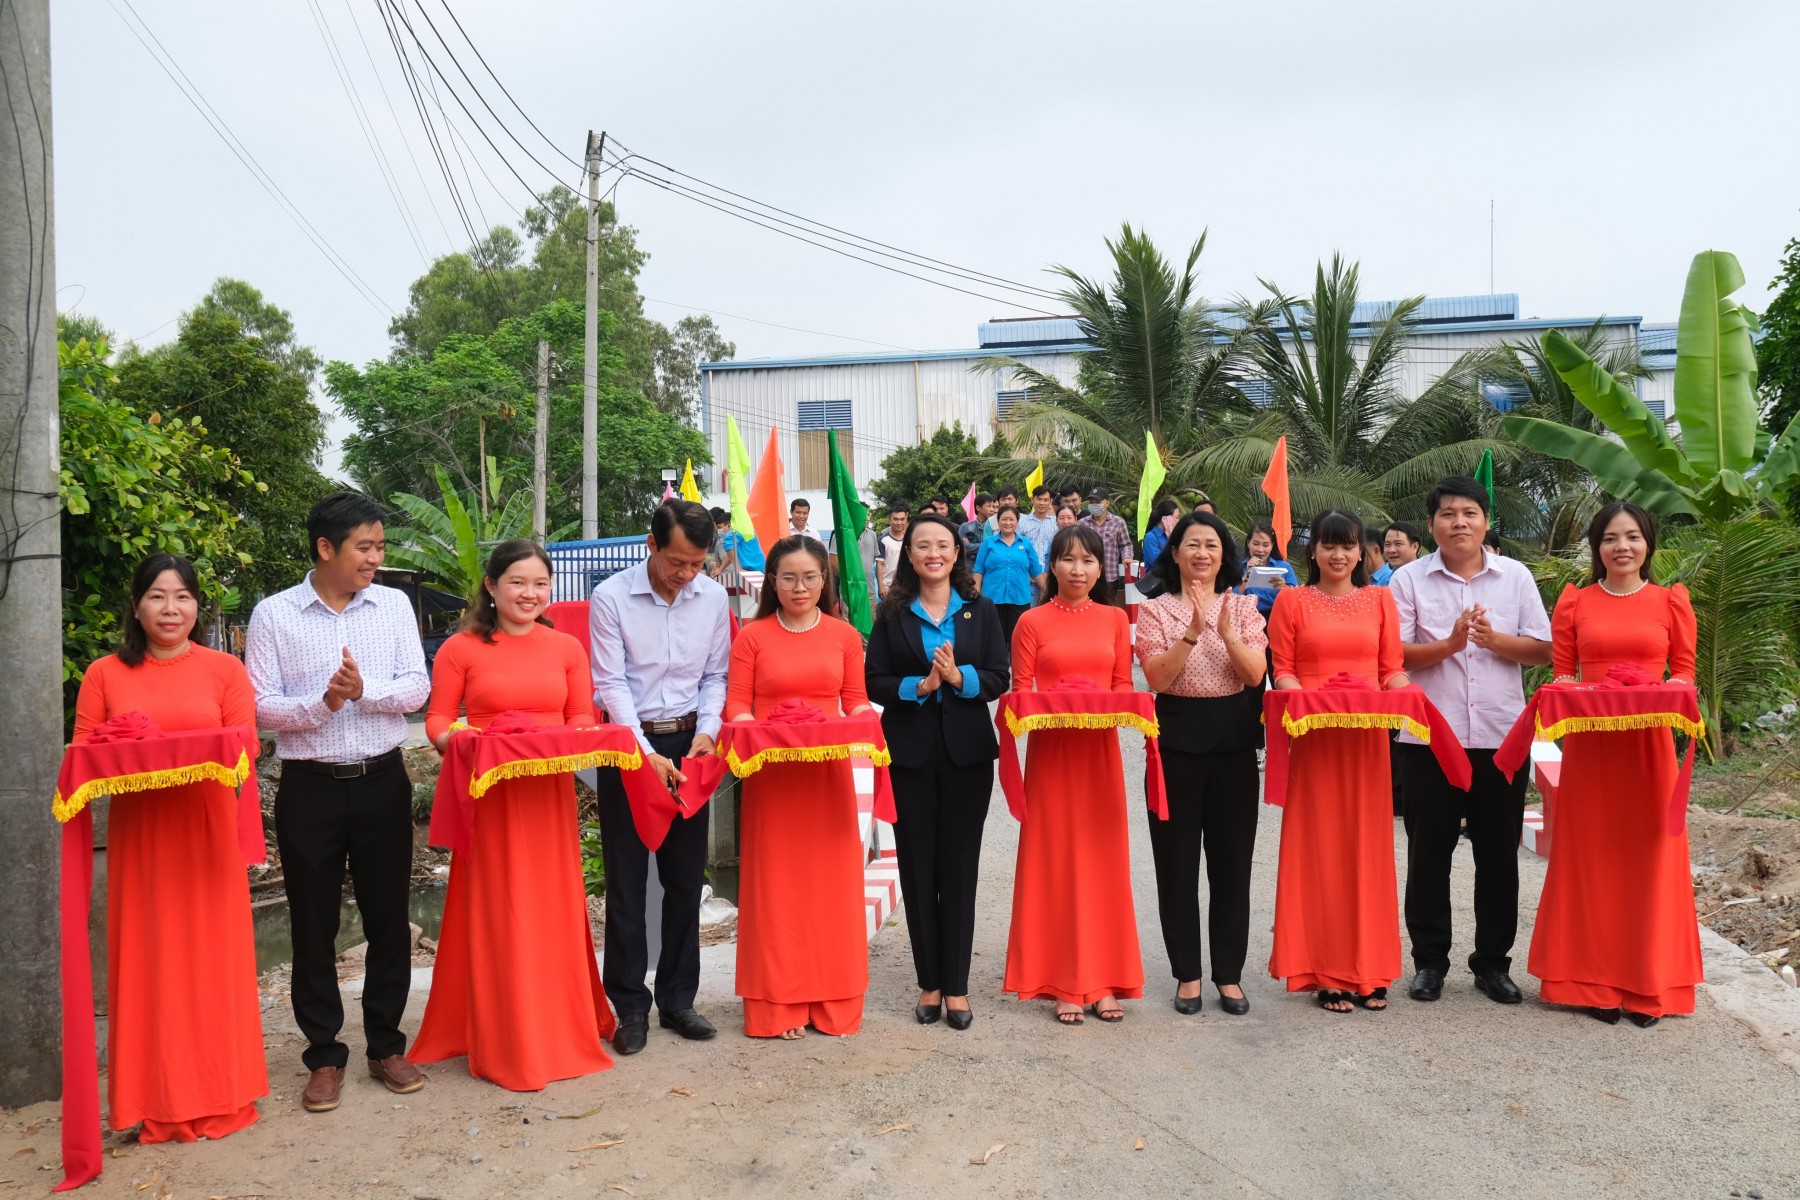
[
  {"x1": 1587, "y1": 1006, "x2": 1622, "y2": 1025},
  {"x1": 1173, "y1": 985, "x2": 1204, "y2": 1015},
  {"x1": 1217, "y1": 988, "x2": 1250, "y2": 1016},
  {"x1": 915, "y1": 1001, "x2": 942, "y2": 1025},
  {"x1": 945, "y1": 1004, "x2": 973, "y2": 1031},
  {"x1": 1624, "y1": 1010, "x2": 1661, "y2": 1029}
]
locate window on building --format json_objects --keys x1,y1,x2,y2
[
  {"x1": 796, "y1": 399, "x2": 854, "y2": 489},
  {"x1": 1230, "y1": 379, "x2": 1275, "y2": 408},
  {"x1": 996, "y1": 388, "x2": 1037, "y2": 439}
]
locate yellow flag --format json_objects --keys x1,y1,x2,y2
[
  {"x1": 1024, "y1": 459, "x2": 1044, "y2": 497},
  {"x1": 679, "y1": 458, "x2": 703, "y2": 503},
  {"x1": 1137, "y1": 431, "x2": 1166, "y2": 540}
]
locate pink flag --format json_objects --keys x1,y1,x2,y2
[
  {"x1": 662, "y1": 481, "x2": 676, "y2": 501},
  {"x1": 961, "y1": 481, "x2": 977, "y2": 523}
]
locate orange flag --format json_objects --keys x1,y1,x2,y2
[
  {"x1": 1261, "y1": 435, "x2": 1292, "y2": 560},
  {"x1": 746, "y1": 426, "x2": 789, "y2": 554}
]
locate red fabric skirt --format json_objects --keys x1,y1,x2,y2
[
  {"x1": 108, "y1": 781, "x2": 266, "y2": 1137},
  {"x1": 1268, "y1": 728, "x2": 1401, "y2": 994},
  {"x1": 1003, "y1": 727, "x2": 1144, "y2": 1004},
  {"x1": 410, "y1": 774, "x2": 615, "y2": 1088},
  {"x1": 1528, "y1": 728, "x2": 1702, "y2": 1016},
  {"x1": 735, "y1": 761, "x2": 868, "y2": 1035}
]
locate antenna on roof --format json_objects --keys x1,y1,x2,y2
[{"x1": 1489, "y1": 197, "x2": 1495, "y2": 296}]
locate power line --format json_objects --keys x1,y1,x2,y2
[
  {"x1": 430, "y1": 0, "x2": 584, "y2": 173},
  {"x1": 302, "y1": 0, "x2": 430, "y2": 264},
  {"x1": 106, "y1": 0, "x2": 392, "y2": 315},
  {"x1": 340, "y1": 0, "x2": 455, "y2": 247}
]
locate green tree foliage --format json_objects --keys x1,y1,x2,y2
[
  {"x1": 329, "y1": 300, "x2": 706, "y2": 534},
  {"x1": 383, "y1": 464, "x2": 576, "y2": 599},
  {"x1": 868, "y1": 423, "x2": 1019, "y2": 512},
  {"x1": 57, "y1": 331, "x2": 257, "y2": 717},
  {"x1": 649, "y1": 313, "x2": 735, "y2": 421},
  {"x1": 112, "y1": 279, "x2": 332, "y2": 594},
  {"x1": 1759, "y1": 236, "x2": 1800, "y2": 436}
]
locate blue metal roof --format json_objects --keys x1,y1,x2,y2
[
  {"x1": 701, "y1": 342, "x2": 1093, "y2": 372},
  {"x1": 978, "y1": 317, "x2": 1086, "y2": 347},
  {"x1": 1640, "y1": 323, "x2": 1678, "y2": 356}
]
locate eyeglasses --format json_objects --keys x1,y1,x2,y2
[{"x1": 775, "y1": 573, "x2": 824, "y2": 590}]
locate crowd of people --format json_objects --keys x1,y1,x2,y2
[{"x1": 66, "y1": 473, "x2": 1700, "y2": 1149}]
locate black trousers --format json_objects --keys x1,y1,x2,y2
[
  {"x1": 275, "y1": 758, "x2": 414, "y2": 1071},
  {"x1": 1148, "y1": 747, "x2": 1260, "y2": 985},
  {"x1": 593, "y1": 728, "x2": 710, "y2": 1017},
  {"x1": 995, "y1": 603, "x2": 1028, "y2": 650},
  {"x1": 889, "y1": 714, "x2": 993, "y2": 995},
  {"x1": 1401, "y1": 744, "x2": 1526, "y2": 976}
]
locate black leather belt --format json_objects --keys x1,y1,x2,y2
[
  {"x1": 640, "y1": 713, "x2": 699, "y2": 735},
  {"x1": 282, "y1": 749, "x2": 404, "y2": 780}
]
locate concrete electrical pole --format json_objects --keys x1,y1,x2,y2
[
  {"x1": 581, "y1": 131, "x2": 603, "y2": 539},
  {"x1": 0, "y1": 0, "x2": 65, "y2": 1106},
  {"x1": 534, "y1": 338, "x2": 549, "y2": 542}
]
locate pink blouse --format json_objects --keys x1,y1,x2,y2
[{"x1": 1135, "y1": 590, "x2": 1267, "y2": 698}]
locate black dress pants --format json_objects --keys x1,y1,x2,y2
[
  {"x1": 594, "y1": 728, "x2": 711, "y2": 1017},
  {"x1": 889, "y1": 714, "x2": 993, "y2": 995},
  {"x1": 995, "y1": 603, "x2": 1028, "y2": 650},
  {"x1": 1148, "y1": 747, "x2": 1260, "y2": 985},
  {"x1": 275, "y1": 758, "x2": 415, "y2": 1071},
  {"x1": 1401, "y1": 744, "x2": 1526, "y2": 976}
]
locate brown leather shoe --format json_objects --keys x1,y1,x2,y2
[
  {"x1": 368, "y1": 1054, "x2": 424, "y2": 1094},
  {"x1": 302, "y1": 1065, "x2": 344, "y2": 1112}
]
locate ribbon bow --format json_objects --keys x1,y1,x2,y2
[
  {"x1": 1050, "y1": 676, "x2": 1100, "y2": 691},
  {"x1": 1598, "y1": 663, "x2": 1658, "y2": 689},
  {"x1": 84, "y1": 711, "x2": 163, "y2": 744},
  {"x1": 766, "y1": 700, "x2": 828, "y2": 724},
  {"x1": 1320, "y1": 672, "x2": 1376, "y2": 691},
  {"x1": 481, "y1": 711, "x2": 546, "y2": 735}
]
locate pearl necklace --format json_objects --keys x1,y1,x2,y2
[
  {"x1": 1599, "y1": 577, "x2": 1649, "y2": 598},
  {"x1": 1048, "y1": 597, "x2": 1092, "y2": 613},
  {"x1": 776, "y1": 608, "x2": 822, "y2": 633}
]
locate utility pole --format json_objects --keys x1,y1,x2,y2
[
  {"x1": 582, "y1": 130, "x2": 604, "y2": 539},
  {"x1": 0, "y1": 0, "x2": 65, "y2": 1106},
  {"x1": 534, "y1": 338, "x2": 549, "y2": 542}
]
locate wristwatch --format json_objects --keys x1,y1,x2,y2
[{"x1": 1181, "y1": 633, "x2": 1199, "y2": 646}]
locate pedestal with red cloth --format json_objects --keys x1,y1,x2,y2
[
  {"x1": 52, "y1": 713, "x2": 261, "y2": 1193},
  {"x1": 717, "y1": 701, "x2": 895, "y2": 822},
  {"x1": 1262, "y1": 676, "x2": 1472, "y2": 808},
  {"x1": 994, "y1": 679, "x2": 1166, "y2": 821},
  {"x1": 430, "y1": 713, "x2": 706, "y2": 852},
  {"x1": 1495, "y1": 666, "x2": 1704, "y2": 836}
]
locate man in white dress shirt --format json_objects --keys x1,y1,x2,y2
[
  {"x1": 245, "y1": 492, "x2": 431, "y2": 1114},
  {"x1": 589, "y1": 500, "x2": 732, "y2": 1054},
  {"x1": 1390, "y1": 476, "x2": 1551, "y2": 1007}
]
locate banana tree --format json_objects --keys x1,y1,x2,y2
[
  {"x1": 1503, "y1": 250, "x2": 1799, "y2": 521},
  {"x1": 385, "y1": 463, "x2": 575, "y2": 599}
]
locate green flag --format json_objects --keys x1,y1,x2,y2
[
  {"x1": 1137, "y1": 429, "x2": 1167, "y2": 540},
  {"x1": 1474, "y1": 447, "x2": 1495, "y2": 507},
  {"x1": 725, "y1": 416, "x2": 763, "y2": 570},
  {"x1": 826, "y1": 430, "x2": 873, "y2": 636}
]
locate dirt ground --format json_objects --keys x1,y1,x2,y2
[{"x1": 1688, "y1": 734, "x2": 1800, "y2": 972}]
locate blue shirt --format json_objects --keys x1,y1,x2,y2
[
  {"x1": 1142, "y1": 524, "x2": 1170, "y2": 571},
  {"x1": 722, "y1": 529, "x2": 763, "y2": 571},
  {"x1": 972, "y1": 534, "x2": 1043, "y2": 607},
  {"x1": 900, "y1": 591, "x2": 982, "y2": 704},
  {"x1": 1371, "y1": 562, "x2": 1394, "y2": 587},
  {"x1": 1016, "y1": 512, "x2": 1057, "y2": 560}
]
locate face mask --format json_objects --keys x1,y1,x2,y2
[{"x1": 1088, "y1": 503, "x2": 1103, "y2": 516}]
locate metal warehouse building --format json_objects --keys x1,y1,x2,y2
[{"x1": 697, "y1": 294, "x2": 1666, "y2": 512}]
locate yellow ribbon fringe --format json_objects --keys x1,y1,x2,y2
[
  {"x1": 52, "y1": 751, "x2": 251, "y2": 823},
  {"x1": 725, "y1": 743, "x2": 892, "y2": 779},
  {"x1": 467, "y1": 750, "x2": 645, "y2": 799},
  {"x1": 1281, "y1": 711, "x2": 1430, "y2": 741},
  {"x1": 1535, "y1": 712, "x2": 1705, "y2": 742},
  {"x1": 1001, "y1": 709, "x2": 1161, "y2": 739}
]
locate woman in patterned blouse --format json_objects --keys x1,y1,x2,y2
[{"x1": 1135, "y1": 512, "x2": 1268, "y2": 1016}]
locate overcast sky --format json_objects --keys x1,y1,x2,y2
[{"x1": 51, "y1": 0, "x2": 1800, "y2": 475}]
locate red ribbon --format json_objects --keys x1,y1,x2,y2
[
  {"x1": 717, "y1": 712, "x2": 897, "y2": 824},
  {"x1": 993, "y1": 682, "x2": 1167, "y2": 823},
  {"x1": 1261, "y1": 684, "x2": 1470, "y2": 809},
  {"x1": 1494, "y1": 675, "x2": 1702, "y2": 836},
  {"x1": 55, "y1": 724, "x2": 262, "y2": 1192}
]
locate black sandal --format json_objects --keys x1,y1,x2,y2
[
  {"x1": 1354, "y1": 988, "x2": 1388, "y2": 1011},
  {"x1": 1090, "y1": 1000, "x2": 1125, "y2": 1023},
  {"x1": 1316, "y1": 989, "x2": 1354, "y2": 1014},
  {"x1": 1056, "y1": 1007, "x2": 1085, "y2": 1026}
]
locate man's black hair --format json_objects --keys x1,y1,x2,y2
[
  {"x1": 1425, "y1": 475, "x2": 1491, "y2": 519},
  {"x1": 307, "y1": 490, "x2": 386, "y2": 561},
  {"x1": 652, "y1": 499, "x2": 716, "y2": 551}
]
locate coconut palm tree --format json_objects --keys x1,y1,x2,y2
[{"x1": 976, "y1": 224, "x2": 1266, "y2": 514}]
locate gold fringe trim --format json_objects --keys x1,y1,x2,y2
[
  {"x1": 726, "y1": 743, "x2": 893, "y2": 779},
  {"x1": 52, "y1": 751, "x2": 251, "y2": 823},
  {"x1": 1281, "y1": 712, "x2": 1430, "y2": 741},
  {"x1": 1001, "y1": 709, "x2": 1161, "y2": 739},
  {"x1": 1536, "y1": 712, "x2": 1705, "y2": 742},
  {"x1": 467, "y1": 750, "x2": 645, "y2": 799}
]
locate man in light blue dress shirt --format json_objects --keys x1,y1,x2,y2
[{"x1": 589, "y1": 500, "x2": 731, "y2": 1055}]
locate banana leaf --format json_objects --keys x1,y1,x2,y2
[
  {"x1": 1541, "y1": 330, "x2": 1698, "y2": 487},
  {"x1": 1755, "y1": 409, "x2": 1800, "y2": 503},
  {"x1": 1673, "y1": 250, "x2": 1759, "y2": 478},
  {"x1": 1501, "y1": 415, "x2": 1697, "y2": 518}
]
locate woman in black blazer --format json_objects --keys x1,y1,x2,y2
[{"x1": 865, "y1": 513, "x2": 1010, "y2": 1030}]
